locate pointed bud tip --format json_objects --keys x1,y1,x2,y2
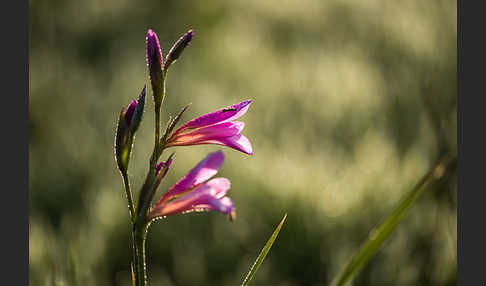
[
  {"x1": 146, "y1": 29, "x2": 163, "y2": 69},
  {"x1": 164, "y1": 29, "x2": 195, "y2": 69},
  {"x1": 155, "y1": 157, "x2": 174, "y2": 177},
  {"x1": 186, "y1": 29, "x2": 194, "y2": 42},
  {"x1": 242, "y1": 99, "x2": 252, "y2": 108},
  {"x1": 124, "y1": 100, "x2": 137, "y2": 125},
  {"x1": 167, "y1": 152, "x2": 176, "y2": 161},
  {"x1": 139, "y1": 85, "x2": 146, "y2": 100}
]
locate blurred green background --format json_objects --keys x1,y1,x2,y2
[{"x1": 29, "y1": 0, "x2": 456, "y2": 285}]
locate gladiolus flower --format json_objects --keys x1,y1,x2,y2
[
  {"x1": 148, "y1": 151, "x2": 235, "y2": 220},
  {"x1": 165, "y1": 100, "x2": 253, "y2": 155}
]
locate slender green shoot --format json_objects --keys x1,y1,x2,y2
[
  {"x1": 330, "y1": 154, "x2": 456, "y2": 286},
  {"x1": 241, "y1": 213, "x2": 287, "y2": 286}
]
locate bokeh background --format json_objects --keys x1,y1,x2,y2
[{"x1": 29, "y1": 0, "x2": 457, "y2": 285}]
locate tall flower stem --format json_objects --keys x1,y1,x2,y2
[
  {"x1": 132, "y1": 221, "x2": 149, "y2": 286},
  {"x1": 132, "y1": 73, "x2": 167, "y2": 286},
  {"x1": 154, "y1": 106, "x2": 161, "y2": 154}
]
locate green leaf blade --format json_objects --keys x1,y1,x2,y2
[
  {"x1": 330, "y1": 155, "x2": 456, "y2": 286},
  {"x1": 241, "y1": 213, "x2": 287, "y2": 286}
]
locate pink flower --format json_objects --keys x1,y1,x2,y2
[
  {"x1": 148, "y1": 151, "x2": 235, "y2": 220},
  {"x1": 165, "y1": 100, "x2": 253, "y2": 155}
]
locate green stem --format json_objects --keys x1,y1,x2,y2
[
  {"x1": 155, "y1": 107, "x2": 160, "y2": 151},
  {"x1": 122, "y1": 172, "x2": 135, "y2": 222},
  {"x1": 131, "y1": 71, "x2": 168, "y2": 286},
  {"x1": 132, "y1": 222, "x2": 149, "y2": 286}
]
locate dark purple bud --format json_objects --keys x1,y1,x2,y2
[
  {"x1": 155, "y1": 157, "x2": 173, "y2": 178},
  {"x1": 124, "y1": 100, "x2": 137, "y2": 126},
  {"x1": 146, "y1": 29, "x2": 163, "y2": 71},
  {"x1": 115, "y1": 86, "x2": 146, "y2": 174},
  {"x1": 152, "y1": 154, "x2": 175, "y2": 193},
  {"x1": 128, "y1": 86, "x2": 146, "y2": 133},
  {"x1": 164, "y1": 29, "x2": 194, "y2": 70},
  {"x1": 146, "y1": 29, "x2": 164, "y2": 106}
]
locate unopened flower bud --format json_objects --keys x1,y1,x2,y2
[
  {"x1": 124, "y1": 100, "x2": 137, "y2": 126},
  {"x1": 128, "y1": 86, "x2": 146, "y2": 133},
  {"x1": 164, "y1": 29, "x2": 194, "y2": 71},
  {"x1": 146, "y1": 29, "x2": 164, "y2": 106},
  {"x1": 153, "y1": 156, "x2": 174, "y2": 190},
  {"x1": 115, "y1": 86, "x2": 146, "y2": 174},
  {"x1": 115, "y1": 108, "x2": 131, "y2": 175}
]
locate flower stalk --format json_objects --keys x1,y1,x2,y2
[{"x1": 115, "y1": 28, "x2": 252, "y2": 286}]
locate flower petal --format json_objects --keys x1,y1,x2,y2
[
  {"x1": 205, "y1": 177, "x2": 231, "y2": 198},
  {"x1": 167, "y1": 121, "x2": 245, "y2": 146},
  {"x1": 174, "y1": 100, "x2": 251, "y2": 133},
  {"x1": 155, "y1": 151, "x2": 224, "y2": 204},
  {"x1": 195, "y1": 196, "x2": 234, "y2": 214},
  {"x1": 188, "y1": 134, "x2": 253, "y2": 155},
  {"x1": 148, "y1": 183, "x2": 234, "y2": 219}
]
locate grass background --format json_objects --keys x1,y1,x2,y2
[{"x1": 29, "y1": 0, "x2": 456, "y2": 285}]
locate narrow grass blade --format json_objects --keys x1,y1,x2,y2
[
  {"x1": 241, "y1": 213, "x2": 287, "y2": 286},
  {"x1": 330, "y1": 154, "x2": 456, "y2": 286}
]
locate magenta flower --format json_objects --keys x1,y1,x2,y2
[
  {"x1": 148, "y1": 151, "x2": 235, "y2": 220},
  {"x1": 165, "y1": 100, "x2": 253, "y2": 155}
]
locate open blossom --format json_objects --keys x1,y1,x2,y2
[
  {"x1": 165, "y1": 100, "x2": 253, "y2": 155},
  {"x1": 148, "y1": 151, "x2": 235, "y2": 220}
]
